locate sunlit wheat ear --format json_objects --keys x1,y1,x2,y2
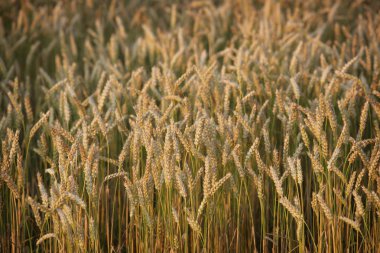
[
  {"x1": 330, "y1": 166, "x2": 347, "y2": 184},
  {"x1": 103, "y1": 171, "x2": 128, "y2": 183},
  {"x1": 163, "y1": 127, "x2": 173, "y2": 187},
  {"x1": 197, "y1": 172, "x2": 231, "y2": 220},
  {"x1": 270, "y1": 166, "x2": 283, "y2": 197},
  {"x1": 1, "y1": 144, "x2": 20, "y2": 198},
  {"x1": 333, "y1": 187, "x2": 346, "y2": 205},
  {"x1": 279, "y1": 197, "x2": 303, "y2": 221},
  {"x1": 222, "y1": 139, "x2": 230, "y2": 166},
  {"x1": 232, "y1": 145, "x2": 245, "y2": 178},
  {"x1": 9, "y1": 129, "x2": 19, "y2": 164},
  {"x1": 368, "y1": 144, "x2": 380, "y2": 178},
  {"x1": 24, "y1": 94, "x2": 34, "y2": 122},
  {"x1": 234, "y1": 111, "x2": 252, "y2": 134},
  {"x1": 356, "y1": 101, "x2": 369, "y2": 140},
  {"x1": 325, "y1": 98, "x2": 337, "y2": 135},
  {"x1": 288, "y1": 157, "x2": 297, "y2": 183},
  {"x1": 29, "y1": 110, "x2": 51, "y2": 140},
  {"x1": 186, "y1": 215, "x2": 202, "y2": 236},
  {"x1": 172, "y1": 132, "x2": 181, "y2": 162},
  {"x1": 244, "y1": 138, "x2": 259, "y2": 168},
  {"x1": 124, "y1": 176, "x2": 137, "y2": 217},
  {"x1": 295, "y1": 159, "x2": 303, "y2": 185},
  {"x1": 88, "y1": 217, "x2": 97, "y2": 245},
  {"x1": 97, "y1": 76, "x2": 113, "y2": 112},
  {"x1": 63, "y1": 91, "x2": 71, "y2": 125},
  {"x1": 354, "y1": 169, "x2": 366, "y2": 191},
  {"x1": 290, "y1": 77, "x2": 300, "y2": 100},
  {"x1": 353, "y1": 190, "x2": 365, "y2": 218},
  {"x1": 36, "y1": 233, "x2": 61, "y2": 246},
  {"x1": 307, "y1": 151, "x2": 324, "y2": 174},
  {"x1": 175, "y1": 127, "x2": 191, "y2": 154},
  {"x1": 283, "y1": 133, "x2": 290, "y2": 158},
  {"x1": 57, "y1": 208, "x2": 73, "y2": 242},
  {"x1": 1, "y1": 172, "x2": 20, "y2": 199},
  {"x1": 346, "y1": 171, "x2": 357, "y2": 197},
  {"x1": 84, "y1": 144, "x2": 96, "y2": 197},
  {"x1": 37, "y1": 172, "x2": 49, "y2": 206},
  {"x1": 262, "y1": 122, "x2": 270, "y2": 154},
  {"x1": 51, "y1": 122, "x2": 75, "y2": 143},
  {"x1": 189, "y1": 166, "x2": 203, "y2": 191},
  {"x1": 194, "y1": 117, "x2": 204, "y2": 147},
  {"x1": 365, "y1": 190, "x2": 380, "y2": 210},
  {"x1": 209, "y1": 173, "x2": 232, "y2": 196},
  {"x1": 316, "y1": 194, "x2": 333, "y2": 221},
  {"x1": 65, "y1": 192, "x2": 86, "y2": 210},
  {"x1": 118, "y1": 134, "x2": 132, "y2": 170},
  {"x1": 338, "y1": 216, "x2": 361, "y2": 232},
  {"x1": 27, "y1": 196, "x2": 42, "y2": 230},
  {"x1": 15, "y1": 150, "x2": 23, "y2": 189},
  {"x1": 203, "y1": 156, "x2": 211, "y2": 196},
  {"x1": 6, "y1": 89, "x2": 23, "y2": 123},
  {"x1": 171, "y1": 207, "x2": 179, "y2": 224},
  {"x1": 327, "y1": 147, "x2": 340, "y2": 172},
  {"x1": 175, "y1": 170, "x2": 187, "y2": 198},
  {"x1": 88, "y1": 97, "x2": 107, "y2": 137}
]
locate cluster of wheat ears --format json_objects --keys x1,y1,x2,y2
[{"x1": 0, "y1": 0, "x2": 380, "y2": 252}]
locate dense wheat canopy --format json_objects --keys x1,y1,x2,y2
[{"x1": 1, "y1": 0, "x2": 380, "y2": 252}]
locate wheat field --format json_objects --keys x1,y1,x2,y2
[{"x1": 0, "y1": 0, "x2": 380, "y2": 252}]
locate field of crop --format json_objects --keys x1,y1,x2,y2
[{"x1": 0, "y1": 0, "x2": 380, "y2": 252}]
